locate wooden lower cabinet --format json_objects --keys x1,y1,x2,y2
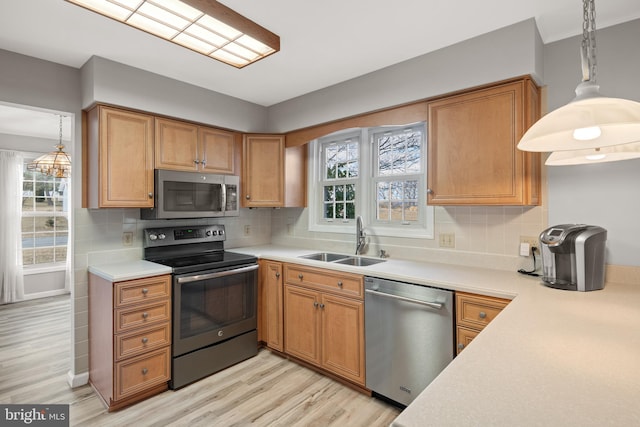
[
  {"x1": 455, "y1": 291, "x2": 509, "y2": 354},
  {"x1": 89, "y1": 273, "x2": 172, "y2": 411},
  {"x1": 258, "y1": 260, "x2": 284, "y2": 352},
  {"x1": 283, "y1": 264, "x2": 365, "y2": 387}
]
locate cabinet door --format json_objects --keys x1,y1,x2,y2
[
  {"x1": 259, "y1": 260, "x2": 284, "y2": 352},
  {"x1": 427, "y1": 78, "x2": 540, "y2": 205},
  {"x1": 242, "y1": 134, "x2": 285, "y2": 207},
  {"x1": 154, "y1": 117, "x2": 199, "y2": 171},
  {"x1": 283, "y1": 285, "x2": 321, "y2": 366},
  {"x1": 199, "y1": 127, "x2": 237, "y2": 174},
  {"x1": 97, "y1": 106, "x2": 154, "y2": 208},
  {"x1": 320, "y1": 294, "x2": 365, "y2": 385}
]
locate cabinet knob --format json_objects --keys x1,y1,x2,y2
[
  {"x1": 141, "y1": 368, "x2": 148, "y2": 375},
  {"x1": 313, "y1": 301, "x2": 319, "y2": 308},
  {"x1": 458, "y1": 343, "x2": 465, "y2": 350},
  {"x1": 194, "y1": 159, "x2": 200, "y2": 164},
  {"x1": 275, "y1": 272, "x2": 280, "y2": 278},
  {"x1": 142, "y1": 312, "x2": 149, "y2": 319},
  {"x1": 298, "y1": 273, "x2": 303, "y2": 280},
  {"x1": 319, "y1": 303, "x2": 325, "y2": 309},
  {"x1": 246, "y1": 195, "x2": 251, "y2": 199},
  {"x1": 479, "y1": 311, "x2": 487, "y2": 319},
  {"x1": 148, "y1": 192, "x2": 153, "y2": 199},
  {"x1": 141, "y1": 288, "x2": 149, "y2": 294},
  {"x1": 427, "y1": 188, "x2": 433, "y2": 194},
  {"x1": 141, "y1": 337, "x2": 149, "y2": 344},
  {"x1": 337, "y1": 281, "x2": 343, "y2": 288}
]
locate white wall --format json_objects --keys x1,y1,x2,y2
[{"x1": 545, "y1": 19, "x2": 640, "y2": 266}]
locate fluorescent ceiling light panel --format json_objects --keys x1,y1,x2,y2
[{"x1": 66, "y1": 0, "x2": 280, "y2": 68}]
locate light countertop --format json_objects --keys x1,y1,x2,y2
[
  {"x1": 88, "y1": 260, "x2": 172, "y2": 282},
  {"x1": 232, "y1": 245, "x2": 640, "y2": 426}
]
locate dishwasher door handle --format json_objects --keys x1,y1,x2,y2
[{"x1": 365, "y1": 289, "x2": 444, "y2": 310}]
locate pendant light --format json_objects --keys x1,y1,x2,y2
[
  {"x1": 27, "y1": 115, "x2": 71, "y2": 178},
  {"x1": 517, "y1": 0, "x2": 640, "y2": 165}
]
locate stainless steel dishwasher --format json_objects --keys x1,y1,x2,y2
[{"x1": 365, "y1": 276, "x2": 454, "y2": 407}]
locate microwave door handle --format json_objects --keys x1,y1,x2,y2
[{"x1": 221, "y1": 183, "x2": 227, "y2": 213}]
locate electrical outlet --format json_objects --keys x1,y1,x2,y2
[
  {"x1": 439, "y1": 233, "x2": 455, "y2": 248},
  {"x1": 519, "y1": 236, "x2": 539, "y2": 256},
  {"x1": 122, "y1": 232, "x2": 133, "y2": 246},
  {"x1": 244, "y1": 225, "x2": 251, "y2": 236}
]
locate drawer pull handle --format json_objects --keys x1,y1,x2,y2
[
  {"x1": 142, "y1": 312, "x2": 149, "y2": 319},
  {"x1": 313, "y1": 301, "x2": 319, "y2": 308},
  {"x1": 141, "y1": 288, "x2": 149, "y2": 294},
  {"x1": 458, "y1": 343, "x2": 465, "y2": 350},
  {"x1": 142, "y1": 368, "x2": 148, "y2": 375},
  {"x1": 298, "y1": 274, "x2": 303, "y2": 280},
  {"x1": 141, "y1": 337, "x2": 148, "y2": 344},
  {"x1": 337, "y1": 281, "x2": 343, "y2": 288},
  {"x1": 479, "y1": 311, "x2": 487, "y2": 319}
]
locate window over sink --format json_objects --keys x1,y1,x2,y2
[{"x1": 308, "y1": 123, "x2": 434, "y2": 239}]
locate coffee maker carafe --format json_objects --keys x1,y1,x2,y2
[{"x1": 539, "y1": 224, "x2": 607, "y2": 291}]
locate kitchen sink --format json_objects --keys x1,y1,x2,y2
[
  {"x1": 299, "y1": 252, "x2": 350, "y2": 262},
  {"x1": 333, "y1": 256, "x2": 387, "y2": 266},
  {"x1": 298, "y1": 253, "x2": 386, "y2": 267}
]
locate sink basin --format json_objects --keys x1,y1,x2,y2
[
  {"x1": 333, "y1": 256, "x2": 387, "y2": 267},
  {"x1": 299, "y1": 252, "x2": 350, "y2": 262}
]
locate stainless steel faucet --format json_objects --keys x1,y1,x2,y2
[{"x1": 356, "y1": 215, "x2": 366, "y2": 255}]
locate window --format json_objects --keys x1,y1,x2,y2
[
  {"x1": 309, "y1": 124, "x2": 433, "y2": 238},
  {"x1": 21, "y1": 160, "x2": 69, "y2": 267}
]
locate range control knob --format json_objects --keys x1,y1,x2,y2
[
  {"x1": 206, "y1": 230, "x2": 212, "y2": 236},
  {"x1": 148, "y1": 233, "x2": 158, "y2": 241},
  {"x1": 158, "y1": 233, "x2": 166, "y2": 240},
  {"x1": 218, "y1": 229, "x2": 225, "y2": 236}
]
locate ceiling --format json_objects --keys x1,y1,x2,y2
[{"x1": 1, "y1": 0, "x2": 640, "y2": 109}]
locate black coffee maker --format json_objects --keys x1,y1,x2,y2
[{"x1": 539, "y1": 224, "x2": 607, "y2": 291}]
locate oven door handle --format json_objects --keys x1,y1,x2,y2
[{"x1": 177, "y1": 264, "x2": 259, "y2": 284}]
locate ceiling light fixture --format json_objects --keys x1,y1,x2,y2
[
  {"x1": 27, "y1": 115, "x2": 71, "y2": 178},
  {"x1": 65, "y1": 0, "x2": 280, "y2": 68},
  {"x1": 517, "y1": 0, "x2": 640, "y2": 165}
]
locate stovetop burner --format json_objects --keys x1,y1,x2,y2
[{"x1": 143, "y1": 225, "x2": 257, "y2": 274}]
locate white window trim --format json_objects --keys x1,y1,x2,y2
[{"x1": 308, "y1": 125, "x2": 434, "y2": 239}]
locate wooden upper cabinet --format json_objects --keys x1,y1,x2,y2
[
  {"x1": 155, "y1": 118, "x2": 238, "y2": 174},
  {"x1": 242, "y1": 134, "x2": 285, "y2": 207},
  {"x1": 242, "y1": 134, "x2": 307, "y2": 208},
  {"x1": 85, "y1": 105, "x2": 155, "y2": 208},
  {"x1": 154, "y1": 118, "x2": 198, "y2": 171},
  {"x1": 427, "y1": 77, "x2": 541, "y2": 205}
]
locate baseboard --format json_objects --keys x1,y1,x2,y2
[{"x1": 67, "y1": 370, "x2": 89, "y2": 388}]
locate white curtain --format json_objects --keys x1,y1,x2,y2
[{"x1": 0, "y1": 151, "x2": 24, "y2": 304}]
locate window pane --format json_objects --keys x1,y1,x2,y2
[
  {"x1": 390, "y1": 202, "x2": 403, "y2": 221},
  {"x1": 22, "y1": 232, "x2": 36, "y2": 249},
  {"x1": 345, "y1": 202, "x2": 355, "y2": 219},
  {"x1": 405, "y1": 201, "x2": 419, "y2": 221},
  {"x1": 405, "y1": 180, "x2": 418, "y2": 200},
  {"x1": 346, "y1": 184, "x2": 355, "y2": 201},
  {"x1": 324, "y1": 203, "x2": 334, "y2": 219},
  {"x1": 376, "y1": 128, "x2": 423, "y2": 176},
  {"x1": 22, "y1": 217, "x2": 35, "y2": 233},
  {"x1": 35, "y1": 247, "x2": 55, "y2": 264},
  {"x1": 55, "y1": 247, "x2": 67, "y2": 262},
  {"x1": 325, "y1": 145, "x2": 337, "y2": 179},
  {"x1": 335, "y1": 203, "x2": 345, "y2": 219},
  {"x1": 377, "y1": 201, "x2": 390, "y2": 221},
  {"x1": 335, "y1": 185, "x2": 344, "y2": 201},
  {"x1": 56, "y1": 216, "x2": 69, "y2": 231},
  {"x1": 406, "y1": 133, "x2": 421, "y2": 173},
  {"x1": 391, "y1": 181, "x2": 403, "y2": 200},
  {"x1": 324, "y1": 186, "x2": 335, "y2": 202},
  {"x1": 23, "y1": 249, "x2": 35, "y2": 266}
]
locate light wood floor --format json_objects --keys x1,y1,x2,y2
[{"x1": 0, "y1": 295, "x2": 401, "y2": 426}]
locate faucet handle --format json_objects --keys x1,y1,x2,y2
[{"x1": 379, "y1": 249, "x2": 388, "y2": 259}]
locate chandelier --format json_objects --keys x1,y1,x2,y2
[{"x1": 27, "y1": 115, "x2": 71, "y2": 178}]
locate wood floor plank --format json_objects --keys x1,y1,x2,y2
[{"x1": 1, "y1": 295, "x2": 402, "y2": 426}]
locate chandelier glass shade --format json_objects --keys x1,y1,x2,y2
[{"x1": 27, "y1": 115, "x2": 71, "y2": 178}]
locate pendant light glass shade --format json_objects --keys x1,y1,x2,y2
[
  {"x1": 518, "y1": 81, "x2": 640, "y2": 153},
  {"x1": 517, "y1": 0, "x2": 640, "y2": 164},
  {"x1": 545, "y1": 141, "x2": 640, "y2": 165}
]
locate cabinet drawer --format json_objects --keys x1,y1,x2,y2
[
  {"x1": 115, "y1": 323, "x2": 170, "y2": 361},
  {"x1": 114, "y1": 275, "x2": 171, "y2": 308},
  {"x1": 115, "y1": 300, "x2": 171, "y2": 333},
  {"x1": 114, "y1": 347, "x2": 170, "y2": 401},
  {"x1": 456, "y1": 292, "x2": 509, "y2": 330},
  {"x1": 284, "y1": 264, "x2": 363, "y2": 299},
  {"x1": 456, "y1": 326, "x2": 479, "y2": 354}
]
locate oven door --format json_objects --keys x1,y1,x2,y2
[{"x1": 172, "y1": 263, "x2": 258, "y2": 357}]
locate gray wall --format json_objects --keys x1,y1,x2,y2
[
  {"x1": 267, "y1": 19, "x2": 543, "y2": 133},
  {"x1": 81, "y1": 56, "x2": 268, "y2": 132},
  {"x1": 545, "y1": 19, "x2": 640, "y2": 266}
]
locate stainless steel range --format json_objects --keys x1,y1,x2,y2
[{"x1": 143, "y1": 225, "x2": 258, "y2": 389}]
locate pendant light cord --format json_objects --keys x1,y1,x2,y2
[{"x1": 581, "y1": 0, "x2": 597, "y2": 82}]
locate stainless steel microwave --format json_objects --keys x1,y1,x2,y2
[{"x1": 140, "y1": 170, "x2": 239, "y2": 219}]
